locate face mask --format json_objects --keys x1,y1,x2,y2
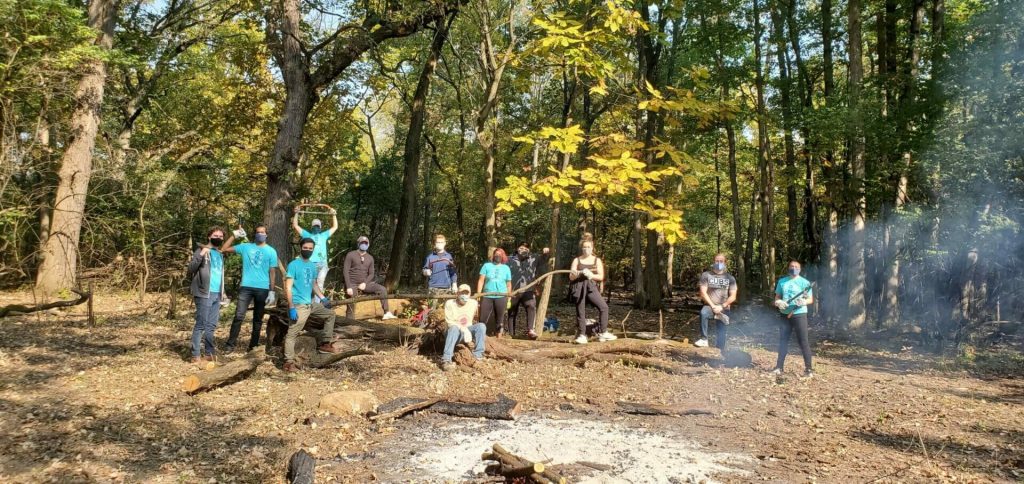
[
  {"x1": 582, "y1": 247, "x2": 593, "y2": 256},
  {"x1": 254, "y1": 233, "x2": 268, "y2": 244},
  {"x1": 209, "y1": 237, "x2": 223, "y2": 248},
  {"x1": 458, "y1": 294, "x2": 469, "y2": 304},
  {"x1": 789, "y1": 267, "x2": 800, "y2": 276},
  {"x1": 312, "y1": 226, "x2": 322, "y2": 234},
  {"x1": 301, "y1": 249, "x2": 314, "y2": 260},
  {"x1": 492, "y1": 256, "x2": 503, "y2": 264},
  {"x1": 435, "y1": 243, "x2": 446, "y2": 252},
  {"x1": 358, "y1": 243, "x2": 369, "y2": 251},
  {"x1": 713, "y1": 262, "x2": 726, "y2": 272},
  {"x1": 519, "y1": 250, "x2": 529, "y2": 259}
]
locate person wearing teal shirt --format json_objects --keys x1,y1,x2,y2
[
  {"x1": 477, "y1": 248, "x2": 512, "y2": 337},
  {"x1": 222, "y1": 224, "x2": 283, "y2": 352},
  {"x1": 772, "y1": 260, "x2": 815, "y2": 378},
  {"x1": 292, "y1": 204, "x2": 339, "y2": 292},
  {"x1": 283, "y1": 237, "x2": 339, "y2": 372},
  {"x1": 187, "y1": 227, "x2": 227, "y2": 364}
]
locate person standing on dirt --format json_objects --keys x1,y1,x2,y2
[
  {"x1": 423, "y1": 233, "x2": 458, "y2": 307},
  {"x1": 440, "y1": 284, "x2": 486, "y2": 372},
  {"x1": 772, "y1": 260, "x2": 815, "y2": 378},
  {"x1": 187, "y1": 227, "x2": 227, "y2": 364},
  {"x1": 696, "y1": 253, "x2": 737, "y2": 350},
  {"x1": 292, "y1": 205, "x2": 338, "y2": 291},
  {"x1": 569, "y1": 233, "x2": 616, "y2": 344},
  {"x1": 220, "y1": 224, "x2": 282, "y2": 352},
  {"x1": 507, "y1": 242, "x2": 549, "y2": 339},
  {"x1": 477, "y1": 248, "x2": 512, "y2": 337},
  {"x1": 283, "y1": 238, "x2": 340, "y2": 372},
  {"x1": 344, "y1": 235, "x2": 397, "y2": 320}
]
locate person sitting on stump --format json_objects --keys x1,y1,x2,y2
[
  {"x1": 441, "y1": 284, "x2": 486, "y2": 372},
  {"x1": 343, "y1": 235, "x2": 397, "y2": 320},
  {"x1": 696, "y1": 253, "x2": 737, "y2": 350},
  {"x1": 283, "y1": 238, "x2": 340, "y2": 372}
]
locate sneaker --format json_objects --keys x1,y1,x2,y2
[
  {"x1": 694, "y1": 338, "x2": 709, "y2": 348},
  {"x1": 191, "y1": 356, "x2": 203, "y2": 365},
  {"x1": 770, "y1": 368, "x2": 783, "y2": 376},
  {"x1": 381, "y1": 312, "x2": 398, "y2": 320},
  {"x1": 223, "y1": 344, "x2": 236, "y2": 354},
  {"x1": 573, "y1": 335, "x2": 588, "y2": 345},
  {"x1": 597, "y1": 332, "x2": 618, "y2": 342},
  {"x1": 203, "y1": 354, "x2": 217, "y2": 362},
  {"x1": 527, "y1": 331, "x2": 538, "y2": 340},
  {"x1": 283, "y1": 361, "x2": 299, "y2": 372},
  {"x1": 801, "y1": 370, "x2": 814, "y2": 379},
  {"x1": 317, "y1": 343, "x2": 340, "y2": 354},
  {"x1": 441, "y1": 362, "x2": 456, "y2": 372}
]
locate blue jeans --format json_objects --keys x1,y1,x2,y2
[
  {"x1": 700, "y1": 306, "x2": 728, "y2": 350},
  {"x1": 442, "y1": 323, "x2": 486, "y2": 362},
  {"x1": 192, "y1": 293, "x2": 221, "y2": 357}
]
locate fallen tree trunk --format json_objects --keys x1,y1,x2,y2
[
  {"x1": 286, "y1": 449, "x2": 315, "y2": 484},
  {"x1": 0, "y1": 289, "x2": 91, "y2": 318},
  {"x1": 578, "y1": 353, "x2": 703, "y2": 375},
  {"x1": 482, "y1": 443, "x2": 566, "y2": 484},
  {"x1": 371, "y1": 394, "x2": 521, "y2": 421},
  {"x1": 264, "y1": 309, "x2": 427, "y2": 350},
  {"x1": 615, "y1": 401, "x2": 714, "y2": 417},
  {"x1": 182, "y1": 348, "x2": 266, "y2": 394},
  {"x1": 292, "y1": 337, "x2": 374, "y2": 368},
  {"x1": 484, "y1": 337, "x2": 749, "y2": 368}
]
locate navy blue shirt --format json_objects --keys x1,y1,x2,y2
[{"x1": 423, "y1": 251, "x2": 457, "y2": 288}]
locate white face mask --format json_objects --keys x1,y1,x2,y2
[
  {"x1": 582, "y1": 247, "x2": 593, "y2": 256},
  {"x1": 435, "y1": 243, "x2": 446, "y2": 252}
]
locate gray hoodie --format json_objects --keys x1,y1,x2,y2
[{"x1": 188, "y1": 247, "x2": 225, "y2": 298}]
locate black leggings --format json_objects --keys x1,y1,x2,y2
[
  {"x1": 776, "y1": 313, "x2": 813, "y2": 371},
  {"x1": 480, "y1": 297, "x2": 508, "y2": 335},
  {"x1": 576, "y1": 289, "x2": 609, "y2": 335},
  {"x1": 508, "y1": 292, "x2": 537, "y2": 335}
]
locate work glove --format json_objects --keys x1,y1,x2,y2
[
  {"x1": 773, "y1": 300, "x2": 788, "y2": 311},
  {"x1": 232, "y1": 228, "x2": 247, "y2": 238},
  {"x1": 346, "y1": 288, "x2": 354, "y2": 296},
  {"x1": 358, "y1": 282, "x2": 366, "y2": 291},
  {"x1": 289, "y1": 307, "x2": 299, "y2": 323},
  {"x1": 506, "y1": 298, "x2": 512, "y2": 310},
  {"x1": 266, "y1": 291, "x2": 276, "y2": 306},
  {"x1": 581, "y1": 269, "x2": 594, "y2": 280},
  {"x1": 319, "y1": 297, "x2": 332, "y2": 309},
  {"x1": 450, "y1": 283, "x2": 458, "y2": 292},
  {"x1": 423, "y1": 268, "x2": 432, "y2": 277}
]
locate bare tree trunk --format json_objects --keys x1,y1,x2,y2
[
  {"x1": 35, "y1": 0, "x2": 117, "y2": 296},
  {"x1": 771, "y1": 0, "x2": 798, "y2": 258},
  {"x1": 753, "y1": 0, "x2": 774, "y2": 294},
  {"x1": 847, "y1": 0, "x2": 867, "y2": 329}
]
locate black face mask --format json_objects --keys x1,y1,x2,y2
[
  {"x1": 519, "y1": 251, "x2": 529, "y2": 260},
  {"x1": 492, "y1": 256, "x2": 502, "y2": 264},
  {"x1": 209, "y1": 238, "x2": 223, "y2": 248},
  {"x1": 301, "y1": 249, "x2": 314, "y2": 260}
]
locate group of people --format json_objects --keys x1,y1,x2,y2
[{"x1": 187, "y1": 208, "x2": 815, "y2": 375}]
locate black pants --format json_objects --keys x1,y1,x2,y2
[
  {"x1": 480, "y1": 297, "x2": 509, "y2": 335},
  {"x1": 576, "y1": 289, "x2": 609, "y2": 336},
  {"x1": 776, "y1": 313, "x2": 813, "y2": 371},
  {"x1": 346, "y1": 282, "x2": 389, "y2": 318},
  {"x1": 507, "y1": 291, "x2": 537, "y2": 335},
  {"x1": 227, "y1": 286, "x2": 269, "y2": 351}
]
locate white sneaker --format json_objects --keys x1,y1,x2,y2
[
  {"x1": 694, "y1": 338, "x2": 709, "y2": 348},
  {"x1": 770, "y1": 368, "x2": 783, "y2": 376},
  {"x1": 573, "y1": 335, "x2": 589, "y2": 345},
  {"x1": 381, "y1": 312, "x2": 398, "y2": 320},
  {"x1": 597, "y1": 332, "x2": 618, "y2": 342}
]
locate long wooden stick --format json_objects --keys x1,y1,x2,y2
[
  {"x1": 325, "y1": 270, "x2": 575, "y2": 306},
  {"x1": 0, "y1": 288, "x2": 91, "y2": 318}
]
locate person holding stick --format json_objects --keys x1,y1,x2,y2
[
  {"x1": 477, "y1": 248, "x2": 512, "y2": 337},
  {"x1": 292, "y1": 204, "x2": 338, "y2": 291},
  {"x1": 423, "y1": 233, "x2": 458, "y2": 308},
  {"x1": 507, "y1": 242, "x2": 549, "y2": 339},
  {"x1": 283, "y1": 237, "x2": 340, "y2": 372},
  {"x1": 187, "y1": 227, "x2": 227, "y2": 364},
  {"x1": 440, "y1": 284, "x2": 486, "y2": 372},
  {"x1": 772, "y1": 261, "x2": 815, "y2": 378},
  {"x1": 343, "y1": 235, "x2": 397, "y2": 320},
  {"x1": 221, "y1": 224, "x2": 282, "y2": 352},
  {"x1": 696, "y1": 253, "x2": 737, "y2": 349},
  {"x1": 569, "y1": 233, "x2": 616, "y2": 344}
]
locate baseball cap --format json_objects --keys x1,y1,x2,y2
[
  {"x1": 457, "y1": 284, "x2": 472, "y2": 294},
  {"x1": 357, "y1": 235, "x2": 369, "y2": 244},
  {"x1": 311, "y1": 219, "x2": 322, "y2": 227}
]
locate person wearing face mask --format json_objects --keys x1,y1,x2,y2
[
  {"x1": 292, "y1": 205, "x2": 338, "y2": 292},
  {"x1": 186, "y1": 227, "x2": 227, "y2": 364},
  {"x1": 772, "y1": 261, "x2": 815, "y2": 378},
  {"x1": 507, "y1": 242, "x2": 550, "y2": 339},
  {"x1": 440, "y1": 284, "x2": 486, "y2": 371},
  {"x1": 477, "y1": 248, "x2": 512, "y2": 337},
  {"x1": 569, "y1": 233, "x2": 615, "y2": 344},
  {"x1": 696, "y1": 253, "x2": 738, "y2": 349},
  {"x1": 343, "y1": 235, "x2": 397, "y2": 320},
  {"x1": 423, "y1": 234, "x2": 458, "y2": 308},
  {"x1": 221, "y1": 224, "x2": 283, "y2": 352},
  {"x1": 283, "y1": 238, "x2": 341, "y2": 372}
]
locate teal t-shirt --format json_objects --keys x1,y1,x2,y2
[
  {"x1": 235, "y1": 243, "x2": 279, "y2": 290},
  {"x1": 775, "y1": 275, "x2": 813, "y2": 315},
  {"x1": 479, "y1": 262, "x2": 512, "y2": 299},
  {"x1": 287, "y1": 258, "x2": 319, "y2": 305},
  {"x1": 207, "y1": 249, "x2": 224, "y2": 294},
  {"x1": 299, "y1": 228, "x2": 331, "y2": 264}
]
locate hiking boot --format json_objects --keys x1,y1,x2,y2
[
  {"x1": 191, "y1": 356, "x2": 203, "y2": 365},
  {"x1": 283, "y1": 361, "x2": 299, "y2": 372},
  {"x1": 223, "y1": 344, "x2": 236, "y2": 354},
  {"x1": 694, "y1": 338, "x2": 709, "y2": 348},
  {"x1": 381, "y1": 312, "x2": 398, "y2": 320},
  {"x1": 573, "y1": 335, "x2": 588, "y2": 345},
  {"x1": 441, "y1": 362, "x2": 456, "y2": 372},
  {"x1": 317, "y1": 343, "x2": 340, "y2": 354},
  {"x1": 203, "y1": 354, "x2": 217, "y2": 363},
  {"x1": 597, "y1": 332, "x2": 618, "y2": 342}
]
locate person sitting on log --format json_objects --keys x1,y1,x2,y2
[
  {"x1": 569, "y1": 233, "x2": 616, "y2": 344},
  {"x1": 477, "y1": 248, "x2": 512, "y2": 337},
  {"x1": 696, "y1": 253, "x2": 737, "y2": 350},
  {"x1": 220, "y1": 224, "x2": 283, "y2": 353},
  {"x1": 441, "y1": 284, "x2": 485, "y2": 372},
  {"x1": 344, "y1": 235, "x2": 397, "y2": 320},
  {"x1": 291, "y1": 204, "x2": 338, "y2": 292},
  {"x1": 187, "y1": 227, "x2": 227, "y2": 364},
  {"x1": 507, "y1": 242, "x2": 549, "y2": 339},
  {"x1": 283, "y1": 237, "x2": 341, "y2": 372}
]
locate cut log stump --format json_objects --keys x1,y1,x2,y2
[{"x1": 182, "y1": 348, "x2": 266, "y2": 394}]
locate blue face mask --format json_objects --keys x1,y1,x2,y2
[
  {"x1": 358, "y1": 243, "x2": 369, "y2": 251},
  {"x1": 254, "y1": 233, "x2": 268, "y2": 244},
  {"x1": 458, "y1": 294, "x2": 469, "y2": 304},
  {"x1": 713, "y1": 262, "x2": 726, "y2": 272},
  {"x1": 312, "y1": 226, "x2": 322, "y2": 234},
  {"x1": 789, "y1": 267, "x2": 800, "y2": 276}
]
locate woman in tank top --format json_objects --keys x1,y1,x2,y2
[{"x1": 568, "y1": 234, "x2": 616, "y2": 344}]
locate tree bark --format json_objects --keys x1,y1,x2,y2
[
  {"x1": 35, "y1": 0, "x2": 117, "y2": 296},
  {"x1": 753, "y1": 0, "x2": 774, "y2": 294},
  {"x1": 771, "y1": 0, "x2": 799, "y2": 257},
  {"x1": 386, "y1": 17, "x2": 452, "y2": 291},
  {"x1": 847, "y1": 0, "x2": 868, "y2": 329}
]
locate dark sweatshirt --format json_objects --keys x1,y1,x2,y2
[{"x1": 343, "y1": 250, "x2": 375, "y2": 289}]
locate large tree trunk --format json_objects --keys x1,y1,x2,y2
[
  {"x1": 771, "y1": 0, "x2": 799, "y2": 258},
  {"x1": 35, "y1": 0, "x2": 117, "y2": 296},
  {"x1": 386, "y1": 18, "x2": 451, "y2": 291},
  {"x1": 846, "y1": 0, "x2": 867, "y2": 329},
  {"x1": 753, "y1": 0, "x2": 774, "y2": 294}
]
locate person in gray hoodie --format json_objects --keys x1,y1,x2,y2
[{"x1": 187, "y1": 227, "x2": 227, "y2": 364}]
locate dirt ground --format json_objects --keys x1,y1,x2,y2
[{"x1": 0, "y1": 290, "x2": 1021, "y2": 483}]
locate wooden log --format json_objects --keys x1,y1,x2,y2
[
  {"x1": 372, "y1": 394, "x2": 521, "y2": 421},
  {"x1": 370, "y1": 397, "x2": 442, "y2": 421},
  {"x1": 489, "y1": 444, "x2": 565, "y2": 484},
  {"x1": 615, "y1": 401, "x2": 714, "y2": 417},
  {"x1": 182, "y1": 348, "x2": 266, "y2": 394},
  {"x1": 579, "y1": 353, "x2": 702, "y2": 375},
  {"x1": 286, "y1": 449, "x2": 315, "y2": 484},
  {"x1": 0, "y1": 288, "x2": 91, "y2": 318},
  {"x1": 452, "y1": 344, "x2": 478, "y2": 368}
]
